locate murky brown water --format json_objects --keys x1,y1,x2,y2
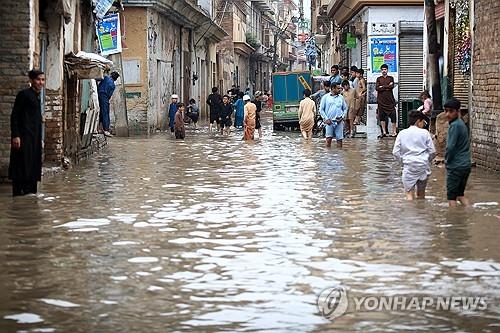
[{"x1": 1, "y1": 116, "x2": 499, "y2": 332}]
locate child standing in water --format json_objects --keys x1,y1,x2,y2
[
  {"x1": 392, "y1": 110, "x2": 436, "y2": 200},
  {"x1": 220, "y1": 95, "x2": 233, "y2": 136},
  {"x1": 187, "y1": 98, "x2": 200, "y2": 128},
  {"x1": 174, "y1": 103, "x2": 186, "y2": 139},
  {"x1": 168, "y1": 94, "x2": 178, "y2": 135}
]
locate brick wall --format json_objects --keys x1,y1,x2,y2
[
  {"x1": 44, "y1": 90, "x2": 64, "y2": 164},
  {"x1": 0, "y1": 0, "x2": 32, "y2": 180},
  {"x1": 471, "y1": 0, "x2": 500, "y2": 172}
]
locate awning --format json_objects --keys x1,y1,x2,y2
[
  {"x1": 64, "y1": 51, "x2": 113, "y2": 79},
  {"x1": 435, "y1": 2, "x2": 445, "y2": 20}
]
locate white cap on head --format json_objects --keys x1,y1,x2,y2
[
  {"x1": 243, "y1": 95, "x2": 251, "y2": 101},
  {"x1": 254, "y1": 91, "x2": 262, "y2": 97},
  {"x1": 171, "y1": 94, "x2": 179, "y2": 99}
]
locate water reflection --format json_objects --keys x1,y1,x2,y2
[{"x1": 1, "y1": 119, "x2": 499, "y2": 332}]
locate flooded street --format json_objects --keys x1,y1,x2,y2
[{"x1": 1, "y1": 118, "x2": 499, "y2": 332}]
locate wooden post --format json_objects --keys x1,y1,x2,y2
[{"x1": 109, "y1": 53, "x2": 129, "y2": 137}]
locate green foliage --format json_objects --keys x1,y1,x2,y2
[{"x1": 245, "y1": 32, "x2": 261, "y2": 49}]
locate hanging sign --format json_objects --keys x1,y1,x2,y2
[
  {"x1": 370, "y1": 36, "x2": 398, "y2": 73},
  {"x1": 96, "y1": 13, "x2": 122, "y2": 56},
  {"x1": 346, "y1": 33, "x2": 357, "y2": 49},
  {"x1": 370, "y1": 23, "x2": 397, "y2": 35}
]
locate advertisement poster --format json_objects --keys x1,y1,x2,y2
[
  {"x1": 96, "y1": 13, "x2": 122, "y2": 56},
  {"x1": 370, "y1": 36, "x2": 397, "y2": 73}
]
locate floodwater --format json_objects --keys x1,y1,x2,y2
[{"x1": 1, "y1": 116, "x2": 499, "y2": 332}]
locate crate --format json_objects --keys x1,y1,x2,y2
[{"x1": 399, "y1": 99, "x2": 423, "y2": 129}]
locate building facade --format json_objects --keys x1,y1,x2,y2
[
  {"x1": 326, "y1": 0, "x2": 424, "y2": 138},
  {"x1": 120, "y1": 0, "x2": 226, "y2": 132}
]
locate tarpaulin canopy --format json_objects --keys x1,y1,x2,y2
[{"x1": 64, "y1": 51, "x2": 113, "y2": 79}]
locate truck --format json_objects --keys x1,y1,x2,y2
[{"x1": 272, "y1": 71, "x2": 312, "y2": 130}]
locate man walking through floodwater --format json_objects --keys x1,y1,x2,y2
[
  {"x1": 243, "y1": 95, "x2": 256, "y2": 141},
  {"x1": 298, "y1": 89, "x2": 316, "y2": 140},
  {"x1": 207, "y1": 87, "x2": 223, "y2": 133},
  {"x1": 98, "y1": 71, "x2": 119, "y2": 137},
  {"x1": 444, "y1": 98, "x2": 471, "y2": 207},
  {"x1": 9, "y1": 70, "x2": 45, "y2": 196},
  {"x1": 319, "y1": 82, "x2": 347, "y2": 148}
]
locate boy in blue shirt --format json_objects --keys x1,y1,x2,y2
[
  {"x1": 168, "y1": 94, "x2": 178, "y2": 135},
  {"x1": 445, "y1": 98, "x2": 471, "y2": 207}
]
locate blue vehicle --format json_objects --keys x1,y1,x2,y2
[{"x1": 272, "y1": 71, "x2": 312, "y2": 130}]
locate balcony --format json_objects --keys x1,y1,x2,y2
[
  {"x1": 234, "y1": 41, "x2": 255, "y2": 56},
  {"x1": 251, "y1": 0, "x2": 272, "y2": 12}
]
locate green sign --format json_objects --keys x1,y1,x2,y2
[
  {"x1": 346, "y1": 33, "x2": 357, "y2": 49},
  {"x1": 125, "y1": 92, "x2": 141, "y2": 99}
]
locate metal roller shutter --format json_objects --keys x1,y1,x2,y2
[
  {"x1": 361, "y1": 35, "x2": 367, "y2": 71},
  {"x1": 398, "y1": 32, "x2": 424, "y2": 125},
  {"x1": 360, "y1": 35, "x2": 367, "y2": 123}
]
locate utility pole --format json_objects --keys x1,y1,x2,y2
[{"x1": 424, "y1": 0, "x2": 443, "y2": 112}]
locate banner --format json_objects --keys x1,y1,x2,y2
[
  {"x1": 93, "y1": 0, "x2": 115, "y2": 19},
  {"x1": 370, "y1": 36, "x2": 397, "y2": 73},
  {"x1": 96, "y1": 13, "x2": 122, "y2": 56}
]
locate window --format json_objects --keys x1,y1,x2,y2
[{"x1": 123, "y1": 59, "x2": 141, "y2": 84}]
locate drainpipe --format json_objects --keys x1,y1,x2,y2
[
  {"x1": 180, "y1": 26, "x2": 183, "y2": 99},
  {"x1": 468, "y1": 0, "x2": 475, "y2": 152},
  {"x1": 442, "y1": 0, "x2": 451, "y2": 105},
  {"x1": 468, "y1": 0, "x2": 474, "y2": 119},
  {"x1": 189, "y1": 28, "x2": 194, "y2": 105}
]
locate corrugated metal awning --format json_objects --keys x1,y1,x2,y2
[{"x1": 435, "y1": 2, "x2": 445, "y2": 20}]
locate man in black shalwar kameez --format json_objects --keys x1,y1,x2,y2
[{"x1": 9, "y1": 70, "x2": 45, "y2": 196}]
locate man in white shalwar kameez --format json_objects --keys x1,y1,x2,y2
[{"x1": 393, "y1": 110, "x2": 436, "y2": 200}]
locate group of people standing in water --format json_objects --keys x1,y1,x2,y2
[{"x1": 167, "y1": 87, "x2": 268, "y2": 141}]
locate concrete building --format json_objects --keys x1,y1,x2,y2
[
  {"x1": 326, "y1": 0, "x2": 424, "y2": 138},
  {"x1": 0, "y1": 0, "x2": 110, "y2": 181},
  {"x1": 311, "y1": 0, "x2": 334, "y2": 72},
  {"x1": 248, "y1": 0, "x2": 274, "y2": 92},
  {"x1": 217, "y1": 0, "x2": 276, "y2": 95},
  {"x1": 120, "y1": 0, "x2": 226, "y2": 132},
  {"x1": 274, "y1": 0, "x2": 298, "y2": 71}
]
